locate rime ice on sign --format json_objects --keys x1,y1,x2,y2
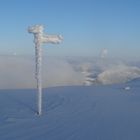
[{"x1": 28, "y1": 25, "x2": 63, "y2": 115}]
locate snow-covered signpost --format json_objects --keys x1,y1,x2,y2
[{"x1": 28, "y1": 25, "x2": 63, "y2": 115}]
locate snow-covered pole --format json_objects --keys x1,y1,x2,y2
[
  {"x1": 35, "y1": 40, "x2": 42, "y2": 115},
  {"x1": 28, "y1": 25, "x2": 63, "y2": 115}
]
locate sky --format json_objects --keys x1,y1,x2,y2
[{"x1": 0, "y1": 0, "x2": 140, "y2": 59}]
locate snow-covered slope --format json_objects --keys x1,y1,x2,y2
[{"x1": 0, "y1": 83, "x2": 140, "y2": 140}]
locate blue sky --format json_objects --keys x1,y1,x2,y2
[{"x1": 0, "y1": 0, "x2": 140, "y2": 58}]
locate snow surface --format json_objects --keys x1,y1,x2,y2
[{"x1": 0, "y1": 82, "x2": 140, "y2": 140}]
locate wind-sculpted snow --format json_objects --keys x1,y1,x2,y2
[{"x1": 0, "y1": 85, "x2": 140, "y2": 140}]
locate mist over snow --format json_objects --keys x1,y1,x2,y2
[
  {"x1": 0, "y1": 55, "x2": 84, "y2": 89},
  {"x1": 67, "y1": 57, "x2": 140, "y2": 86},
  {"x1": 43, "y1": 57, "x2": 84, "y2": 87},
  {"x1": 0, "y1": 55, "x2": 140, "y2": 89},
  {"x1": 100, "y1": 48, "x2": 108, "y2": 59},
  {"x1": 96, "y1": 64, "x2": 140, "y2": 85}
]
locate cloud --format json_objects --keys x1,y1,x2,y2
[
  {"x1": 96, "y1": 64, "x2": 140, "y2": 84},
  {"x1": 0, "y1": 55, "x2": 83, "y2": 89},
  {"x1": 100, "y1": 48, "x2": 108, "y2": 59},
  {"x1": 77, "y1": 57, "x2": 140, "y2": 85},
  {"x1": 0, "y1": 55, "x2": 140, "y2": 89},
  {"x1": 42, "y1": 57, "x2": 84, "y2": 87}
]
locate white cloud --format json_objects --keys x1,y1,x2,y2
[
  {"x1": 0, "y1": 55, "x2": 140, "y2": 89},
  {"x1": 96, "y1": 64, "x2": 140, "y2": 84},
  {"x1": 100, "y1": 48, "x2": 108, "y2": 59},
  {"x1": 0, "y1": 55, "x2": 83, "y2": 89}
]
